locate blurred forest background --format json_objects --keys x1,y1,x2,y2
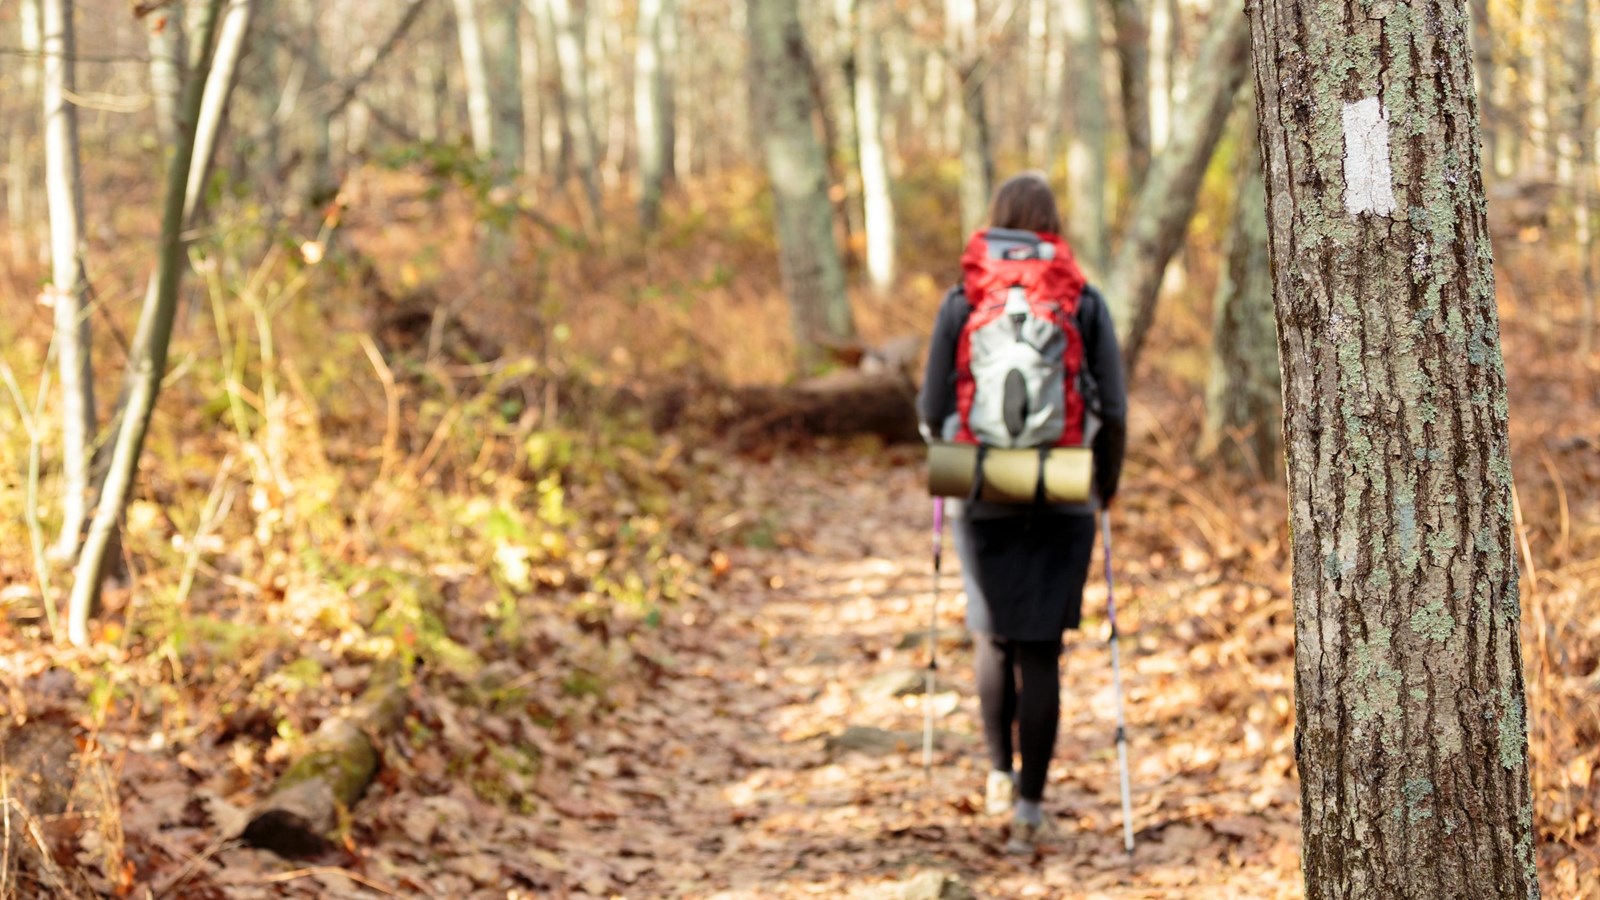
[{"x1": 0, "y1": 0, "x2": 1596, "y2": 896}]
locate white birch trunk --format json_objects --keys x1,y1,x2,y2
[
  {"x1": 452, "y1": 0, "x2": 496, "y2": 159},
  {"x1": 8, "y1": 0, "x2": 42, "y2": 268},
  {"x1": 635, "y1": 0, "x2": 669, "y2": 228},
  {"x1": 854, "y1": 0, "x2": 895, "y2": 292},
  {"x1": 41, "y1": 0, "x2": 95, "y2": 562}
]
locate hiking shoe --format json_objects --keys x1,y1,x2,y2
[
  {"x1": 984, "y1": 770, "x2": 1015, "y2": 817},
  {"x1": 1004, "y1": 819, "x2": 1051, "y2": 856}
]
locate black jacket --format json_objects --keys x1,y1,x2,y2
[{"x1": 917, "y1": 282, "x2": 1128, "y2": 512}]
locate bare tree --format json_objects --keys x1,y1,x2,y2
[
  {"x1": 40, "y1": 0, "x2": 95, "y2": 563},
  {"x1": 544, "y1": 0, "x2": 603, "y2": 226},
  {"x1": 67, "y1": 0, "x2": 257, "y2": 647},
  {"x1": 1249, "y1": 0, "x2": 1541, "y2": 891},
  {"x1": 748, "y1": 0, "x2": 856, "y2": 372},
  {"x1": 452, "y1": 0, "x2": 496, "y2": 159},
  {"x1": 144, "y1": 1, "x2": 188, "y2": 146},
  {"x1": 8, "y1": 0, "x2": 43, "y2": 268},
  {"x1": 1106, "y1": 4, "x2": 1250, "y2": 370}
]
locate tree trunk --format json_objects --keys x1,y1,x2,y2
[
  {"x1": 41, "y1": 0, "x2": 96, "y2": 564},
  {"x1": 9, "y1": 0, "x2": 42, "y2": 269},
  {"x1": 1060, "y1": 0, "x2": 1108, "y2": 274},
  {"x1": 854, "y1": 0, "x2": 896, "y2": 292},
  {"x1": 947, "y1": 0, "x2": 991, "y2": 237},
  {"x1": 658, "y1": 0, "x2": 678, "y2": 186},
  {"x1": 1468, "y1": 0, "x2": 1499, "y2": 177},
  {"x1": 145, "y1": 0, "x2": 187, "y2": 146},
  {"x1": 1026, "y1": 0, "x2": 1051, "y2": 161},
  {"x1": 485, "y1": 0, "x2": 525, "y2": 173},
  {"x1": 1560, "y1": 0, "x2": 1596, "y2": 355},
  {"x1": 1198, "y1": 99, "x2": 1278, "y2": 478},
  {"x1": 528, "y1": 0, "x2": 571, "y2": 182},
  {"x1": 182, "y1": 0, "x2": 256, "y2": 227},
  {"x1": 748, "y1": 0, "x2": 856, "y2": 373},
  {"x1": 1107, "y1": 0, "x2": 1150, "y2": 196},
  {"x1": 65, "y1": 0, "x2": 245, "y2": 647},
  {"x1": 1248, "y1": 0, "x2": 1541, "y2": 892},
  {"x1": 1148, "y1": 0, "x2": 1171, "y2": 151},
  {"x1": 635, "y1": 0, "x2": 669, "y2": 229},
  {"x1": 547, "y1": 0, "x2": 602, "y2": 227},
  {"x1": 1106, "y1": 5, "x2": 1250, "y2": 372},
  {"x1": 451, "y1": 0, "x2": 496, "y2": 159}
]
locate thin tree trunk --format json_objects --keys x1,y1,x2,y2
[
  {"x1": 486, "y1": 0, "x2": 524, "y2": 173},
  {"x1": 1561, "y1": 0, "x2": 1595, "y2": 355},
  {"x1": 748, "y1": 0, "x2": 856, "y2": 373},
  {"x1": 9, "y1": 0, "x2": 42, "y2": 269},
  {"x1": 145, "y1": 0, "x2": 187, "y2": 146},
  {"x1": 41, "y1": 0, "x2": 95, "y2": 563},
  {"x1": 658, "y1": 0, "x2": 677, "y2": 186},
  {"x1": 548, "y1": 0, "x2": 602, "y2": 226},
  {"x1": 1148, "y1": 0, "x2": 1171, "y2": 151},
  {"x1": 636, "y1": 0, "x2": 668, "y2": 229},
  {"x1": 1248, "y1": 0, "x2": 1541, "y2": 892},
  {"x1": 1106, "y1": 5, "x2": 1249, "y2": 372},
  {"x1": 1107, "y1": 0, "x2": 1150, "y2": 195},
  {"x1": 183, "y1": 0, "x2": 255, "y2": 225},
  {"x1": 66, "y1": 0, "x2": 244, "y2": 647},
  {"x1": 947, "y1": 0, "x2": 991, "y2": 237},
  {"x1": 1061, "y1": 0, "x2": 1108, "y2": 274},
  {"x1": 452, "y1": 0, "x2": 495, "y2": 159},
  {"x1": 528, "y1": 0, "x2": 571, "y2": 182},
  {"x1": 1198, "y1": 98, "x2": 1278, "y2": 477},
  {"x1": 1468, "y1": 0, "x2": 1499, "y2": 177},
  {"x1": 1026, "y1": 0, "x2": 1050, "y2": 161},
  {"x1": 854, "y1": 0, "x2": 895, "y2": 292}
]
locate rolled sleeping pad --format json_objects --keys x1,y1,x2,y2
[{"x1": 926, "y1": 442, "x2": 1093, "y2": 504}]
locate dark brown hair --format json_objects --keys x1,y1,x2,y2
[{"x1": 988, "y1": 172, "x2": 1062, "y2": 236}]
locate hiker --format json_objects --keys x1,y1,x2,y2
[{"x1": 917, "y1": 172, "x2": 1128, "y2": 854}]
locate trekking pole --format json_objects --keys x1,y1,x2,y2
[
  {"x1": 923, "y1": 498, "x2": 944, "y2": 779},
  {"x1": 1101, "y1": 510, "x2": 1136, "y2": 856}
]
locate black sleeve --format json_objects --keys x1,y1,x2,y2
[
  {"x1": 917, "y1": 287, "x2": 970, "y2": 436},
  {"x1": 1079, "y1": 286, "x2": 1128, "y2": 503}
]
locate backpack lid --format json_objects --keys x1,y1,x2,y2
[{"x1": 960, "y1": 228, "x2": 1086, "y2": 306}]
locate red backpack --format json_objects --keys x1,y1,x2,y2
[{"x1": 954, "y1": 228, "x2": 1088, "y2": 448}]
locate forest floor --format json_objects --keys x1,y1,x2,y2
[
  {"x1": 13, "y1": 432, "x2": 1307, "y2": 899},
  {"x1": 3, "y1": 171, "x2": 1597, "y2": 898}
]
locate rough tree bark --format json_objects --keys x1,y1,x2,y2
[
  {"x1": 1248, "y1": 0, "x2": 1542, "y2": 892},
  {"x1": 1107, "y1": 0, "x2": 1151, "y2": 195},
  {"x1": 40, "y1": 0, "x2": 95, "y2": 564},
  {"x1": 747, "y1": 0, "x2": 857, "y2": 373},
  {"x1": 65, "y1": 0, "x2": 247, "y2": 647},
  {"x1": 854, "y1": 0, "x2": 897, "y2": 292},
  {"x1": 1106, "y1": 5, "x2": 1250, "y2": 371},
  {"x1": 1198, "y1": 99, "x2": 1279, "y2": 478},
  {"x1": 1060, "y1": 0, "x2": 1108, "y2": 274}
]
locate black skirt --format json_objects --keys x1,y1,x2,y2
[{"x1": 953, "y1": 510, "x2": 1097, "y2": 641}]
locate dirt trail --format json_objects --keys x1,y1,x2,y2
[{"x1": 525, "y1": 449, "x2": 1304, "y2": 899}]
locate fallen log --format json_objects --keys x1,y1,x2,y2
[
  {"x1": 723, "y1": 370, "x2": 922, "y2": 448},
  {"x1": 239, "y1": 674, "x2": 408, "y2": 857}
]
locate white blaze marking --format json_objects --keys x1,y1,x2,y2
[{"x1": 1343, "y1": 96, "x2": 1397, "y2": 217}]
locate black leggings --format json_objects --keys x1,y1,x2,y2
[{"x1": 975, "y1": 634, "x2": 1061, "y2": 802}]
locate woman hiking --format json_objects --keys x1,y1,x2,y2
[{"x1": 917, "y1": 172, "x2": 1128, "y2": 854}]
